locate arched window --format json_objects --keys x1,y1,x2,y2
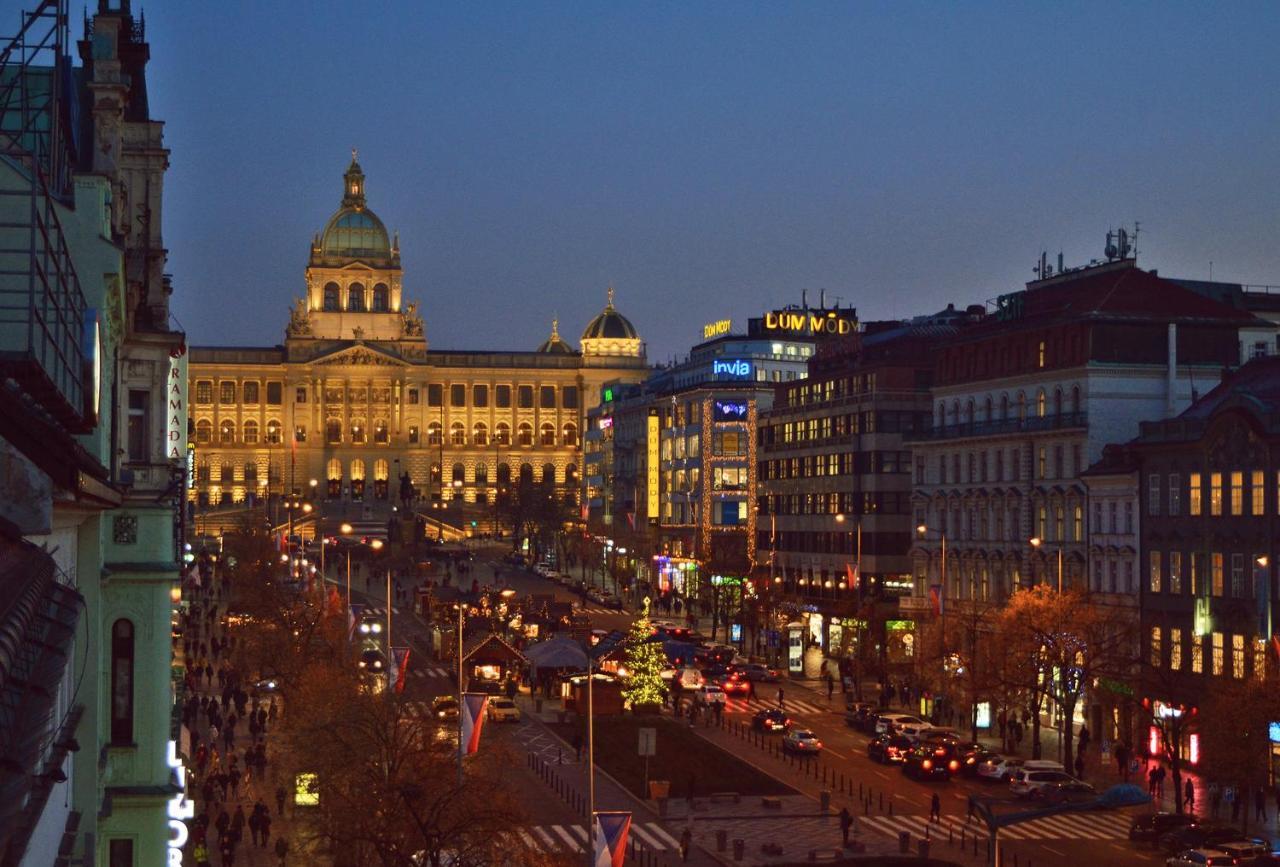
[
  {"x1": 195, "y1": 419, "x2": 212, "y2": 444},
  {"x1": 242, "y1": 419, "x2": 259, "y2": 443},
  {"x1": 327, "y1": 459, "x2": 342, "y2": 480},
  {"x1": 110, "y1": 619, "x2": 134, "y2": 745},
  {"x1": 542, "y1": 463, "x2": 557, "y2": 483},
  {"x1": 350, "y1": 459, "x2": 366, "y2": 481},
  {"x1": 965, "y1": 400, "x2": 974, "y2": 424},
  {"x1": 1016, "y1": 392, "x2": 1027, "y2": 421},
  {"x1": 473, "y1": 422, "x2": 488, "y2": 446},
  {"x1": 936, "y1": 403, "x2": 945, "y2": 428},
  {"x1": 323, "y1": 282, "x2": 340, "y2": 311},
  {"x1": 219, "y1": 419, "x2": 236, "y2": 444},
  {"x1": 197, "y1": 461, "x2": 211, "y2": 483},
  {"x1": 562, "y1": 422, "x2": 578, "y2": 446},
  {"x1": 518, "y1": 422, "x2": 533, "y2": 447},
  {"x1": 347, "y1": 283, "x2": 366, "y2": 312},
  {"x1": 495, "y1": 422, "x2": 511, "y2": 446},
  {"x1": 326, "y1": 418, "x2": 342, "y2": 444},
  {"x1": 452, "y1": 462, "x2": 466, "y2": 484},
  {"x1": 565, "y1": 463, "x2": 578, "y2": 485},
  {"x1": 1036, "y1": 390, "x2": 1046, "y2": 418},
  {"x1": 427, "y1": 421, "x2": 442, "y2": 445},
  {"x1": 474, "y1": 462, "x2": 488, "y2": 484},
  {"x1": 519, "y1": 463, "x2": 534, "y2": 483},
  {"x1": 374, "y1": 459, "x2": 390, "y2": 481},
  {"x1": 372, "y1": 283, "x2": 390, "y2": 312},
  {"x1": 1071, "y1": 385, "x2": 1081, "y2": 415},
  {"x1": 497, "y1": 463, "x2": 511, "y2": 485},
  {"x1": 450, "y1": 422, "x2": 466, "y2": 445},
  {"x1": 373, "y1": 419, "x2": 389, "y2": 443},
  {"x1": 950, "y1": 401, "x2": 959, "y2": 426},
  {"x1": 351, "y1": 419, "x2": 367, "y2": 444},
  {"x1": 540, "y1": 422, "x2": 556, "y2": 446},
  {"x1": 983, "y1": 397, "x2": 993, "y2": 422},
  {"x1": 245, "y1": 462, "x2": 258, "y2": 483},
  {"x1": 999, "y1": 395, "x2": 1009, "y2": 420},
  {"x1": 1053, "y1": 387, "x2": 1063, "y2": 417}
]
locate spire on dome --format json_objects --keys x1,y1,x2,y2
[
  {"x1": 343, "y1": 150, "x2": 366, "y2": 209},
  {"x1": 607, "y1": 285, "x2": 615, "y2": 309}
]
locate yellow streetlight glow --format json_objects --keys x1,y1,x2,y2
[
  {"x1": 340, "y1": 523, "x2": 353, "y2": 534},
  {"x1": 1029, "y1": 537, "x2": 1043, "y2": 548},
  {"x1": 370, "y1": 539, "x2": 384, "y2": 551}
]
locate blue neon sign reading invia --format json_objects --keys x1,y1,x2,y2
[{"x1": 713, "y1": 359, "x2": 752, "y2": 378}]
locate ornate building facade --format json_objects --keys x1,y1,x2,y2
[{"x1": 189, "y1": 158, "x2": 648, "y2": 513}]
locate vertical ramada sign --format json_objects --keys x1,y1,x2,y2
[{"x1": 168, "y1": 348, "x2": 188, "y2": 461}]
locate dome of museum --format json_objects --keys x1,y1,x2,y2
[
  {"x1": 318, "y1": 153, "x2": 392, "y2": 260},
  {"x1": 581, "y1": 288, "x2": 639, "y2": 341},
  {"x1": 537, "y1": 319, "x2": 577, "y2": 354}
]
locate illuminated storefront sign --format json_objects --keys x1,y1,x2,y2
[
  {"x1": 167, "y1": 346, "x2": 188, "y2": 462},
  {"x1": 713, "y1": 401, "x2": 748, "y2": 421},
  {"x1": 166, "y1": 740, "x2": 194, "y2": 864},
  {"x1": 763, "y1": 309, "x2": 855, "y2": 336},
  {"x1": 186, "y1": 443, "x2": 196, "y2": 490},
  {"x1": 598, "y1": 416, "x2": 614, "y2": 430},
  {"x1": 295, "y1": 772, "x2": 320, "y2": 806},
  {"x1": 703, "y1": 318, "x2": 732, "y2": 339},
  {"x1": 646, "y1": 410, "x2": 660, "y2": 518},
  {"x1": 603, "y1": 387, "x2": 614, "y2": 402},
  {"x1": 712, "y1": 359, "x2": 751, "y2": 378},
  {"x1": 975, "y1": 701, "x2": 992, "y2": 729},
  {"x1": 787, "y1": 622, "x2": 804, "y2": 673}
]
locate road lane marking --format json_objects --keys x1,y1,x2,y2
[{"x1": 1042, "y1": 845, "x2": 1065, "y2": 856}]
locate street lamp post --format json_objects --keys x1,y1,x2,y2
[
  {"x1": 916, "y1": 523, "x2": 947, "y2": 713},
  {"x1": 456, "y1": 601, "x2": 465, "y2": 787},
  {"x1": 310, "y1": 479, "x2": 323, "y2": 584},
  {"x1": 1029, "y1": 537, "x2": 1063, "y2": 592},
  {"x1": 341, "y1": 522, "x2": 354, "y2": 611}
]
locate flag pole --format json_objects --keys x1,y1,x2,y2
[
  {"x1": 387, "y1": 567, "x2": 393, "y2": 699},
  {"x1": 457, "y1": 602, "x2": 464, "y2": 787},
  {"x1": 587, "y1": 657, "x2": 595, "y2": 867}
]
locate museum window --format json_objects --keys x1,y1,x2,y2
[
  {"x1": 452, "y1": 462, "x2": 465, "y2": 484},
  {"x1": 542, "y1": 462, "x2": 556, "y2": 484},
  {"x1": 427, "y1": 422, "x2": 441, "y2": 445},
  {"x1": 563, "y1": 386, "x2": 579, "y2": 409},
  {"x1": 374, "y1": 420, "x2": 389, "y2": 444},
  {"x1": 562, "y1": 422, "x2": 578, "y2": 447},
  {"x1": 219, "y1": 419, "x2": 236, "y2": 444},
  {"x1": 326, "y1": 419, "x2": 342, "y2": 444},
  {"x1": 540, "y1": 386, "x2": 556, "y2": 409},
  {"x1": 540, "y1": 422, "x2": 556, "y2": 446},
  {"x1": 518, "y1": 422, "x2": 533, "y2": 447},
  {"x1": 220, "y1": 381, "x2": 236, "y2": 404},
  {"x1": 473, "y1": 384, "x2": 488, "y2": 407},
  {"x1": 518, "y1": 385, "x2": 534, "y2": 409},
  {"x1": 243, "y1": 419, "x2": 259, "y2": 444},
  {"x1": 372, "y1": 283, "x2": 389, "y2": 312},
  {"x1": 195, "y1": 380, "x2": 213, "y2": 404},
  {"x1": 566, "y1": 463, "x2": 578, "y2": 484},
  {"x1": 450, "y1": 422, "x2": 466, "y2": 445},
  {"x1": 295, "y1": 425, "x2": 306, "y2": 443},
  {"x1": 475, "y1": 462, "x2": 488, "y2": 484},
  {"x1": 110, "y1": 619, "x2": 135, "y2": 745},
  {"x1": 296, "y1": 387, "x2": 308, "y2": 404},
  {"x1": 245, "y1": 461, "x2": 258, "y2": 483},
  {"x1": 497, "y1": 463, "x2": 511, "y2": 485},
  {"x1": 429, "y1": 463, "x2": 441, "y2": 485},
  {"x1": 496, "y1": 385, "x2": 511, "y2": 408},
  {"x1": 242, "y1": 381, "x2": 260, "y2": 404},
  {"x1": 495, "y1": 422, "x2": 510, "y2": 446},
  {"x1": 351, "y1": 420, "x2": 367, "y2": 444},
  {"x1": 266, "y1": 382, "x2": 282, "y2": 405},
  {"x1": 195, "y1": 419, "x2": 212, "y2": 444},
  {"x1": 197, "y1": 461, "x2": 210, "y2": 482},
  {"x1": 323, "y1": 282, "x2": 340, "y2": 311},
  {"x1": 449, "y1": 384, "x2": 465, "y2": 407},
  {"x1": 126, "y1": 389, "x2": 149, "y2": 462},
  {"x1": 427, "y1": 384, "x2": 442, "y2": 407},
  {"x1": 407, "y1": 388, "x2": 419, "y2": 405},
  {"x1": 347, "y1": 283, "x2": 366, "y2": 311},
  {"x1": 473, "y1": 422, "x2": 488, "y2": 446},
  {"x1": 264, "y1": 420, "x2": 281, "y2": 444},
  {"x1": 408, "y1": 425, "x2": 419, "y2": 444}
]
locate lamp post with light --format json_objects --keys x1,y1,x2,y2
[
  {"x1": 1257, "y1": 555, "x2": 1272, "y2": 645},
  {"x1": 916, "y1": 523, "x2": 948, "y2": 703},
  {"x1": 1029, "y1": 537, "x2": 1064, "y2": 592},
  {"x1": 341, "y1": 523, "x2": 354, "y2": 610},
  {"x1": 837, "y1": 513, "x2": 866, "y2": 698}
]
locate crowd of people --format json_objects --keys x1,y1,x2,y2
[{"x1": 177, "y1": 557, "x2": 292, "y2": 867}]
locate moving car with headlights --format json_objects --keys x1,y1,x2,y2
[
  {"x1": 925, "y1": 738, "x2": 996, "y2": 777},
  {"x1": 1165, "y1": 850, "x2": 1239, "y2": 867},
  {"x1": 358, "y1": 615, "x2": 384, "y2": 637},
  {"x1": 720, "y1": 671, "x2": 751, "y2": 696},
  {"x1": 696, "y1": 684, "x2": 727, "y2": 707},
  {"x1": 902, "y1": 744, "x2": 957, "y2": 781},
  {"x1": 782, "y1": 729, "x2": 823, "y2": 754},
  {"x1": 867, "y1": 734, "x2": 912, "y2": 764},
  {"x1": 486, "y1": 697, "x2": 521, "y2": 723},
  {"x1": 431, "y1": 696, "x2": 460, "y2": 721},
  {"x1": 358, "y1": 648, "x2": 386, "y2": 673},
  {"x1": 733, "y1": 662, "x2": 780, "y2": 682},
  {"x1": 1129, "y1": 813, "x2": 1197, "y2": 844},
  {"x1": 752, "y1": 708, "x2": 792, "y2": 732}
]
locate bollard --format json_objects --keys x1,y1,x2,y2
[
  {"x1": 878, "y1": 792, "x2": 883, "y2": 810},
  {"x1": 863, "y1": 799, "x2": 869, "y2": 816},
  {"x1": 949, "y1": 826, "x2": 953, "y2": 844},
  {"x1": 716, "y1": 829, "x2": 727, "y2": 852},
  {"x1": 898, "y1": 831, "x2": 910, "y2": 854},
  {"x1": 732, "y1": 838, "x2": 745, "y2": 861},
  {"x1": 558, "y1": 747, "x2": 563, "y2": 765},
  {"x1": 924, "y1": 822, "x2": 929, "y2": 840},
  {"x1": 919, "y1": 838, "x2": 930, "y2": 859}
]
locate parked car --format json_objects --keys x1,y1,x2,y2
[
  {"x1": 1214, "y1": 842, "x2": 1271, "y2": 862},
  {"x1": 867, "y1": 734, "x2": 913, "y2": 764},
  {"x1": 431, "y1": 696, "x2": 460, "y2": 721},
  {"x1": 1159, "y1": 825, "x2": 1246, "y2": 855},
  {"x1": 486, "y1": 697, "x2": 521, "y2": 723},
  {"x1": 1130, "y1": 813, "x2": 1198, "y2": 844},
  {"x1": 901, "y1": 744, "x2": 957, "y2": 781},
  {"x1": 1165, "y1": 850, "x2": 1239, "y2": 867},
  {"x1": 1037, "y1": 779, "x2": 1097, "y2": 804},
  {"x1": 782, "y1": 729, "x2": 823, "y2": 754},
  {"x1": 1010, "y1": 769, "x2": 1077, "y2": 799},
  {"x1": 845, "y1": 703, "x2": 880, "y2": 733},
  {"x1": 874, "y1": 713, "x2": 925, "y2": 734},
  {"x1": 733, "y1": 663, "x2": 780, "y2": 683},
  {"x1": 752, "y1": 708, "x2": 792, "y2": 732}
]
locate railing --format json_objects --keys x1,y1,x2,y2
[{"x1": 910, "y1": 411, "x2": 1088, "y2": 442}]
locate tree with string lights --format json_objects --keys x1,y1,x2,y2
[{"x1": 622, "y1": 598, "x2": 667, "y2": 713}]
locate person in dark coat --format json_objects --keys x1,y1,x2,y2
[{"x1": 839, "y1": 807, "x2": 853, "y2": 846}]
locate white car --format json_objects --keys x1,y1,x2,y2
[
  {"x1": 976, "y1": 755, "x2": 1026, "y2": 781},
  {"x1": 1010, "y1": 768, "x2": 1076, "y2": 798},
  {"x1": 1165, "y1": 850, "x2": 1238, "y2": 867},
  {"x1": 874, "y1": 713, "x2": 924, "y2": 734},
  {"x1": 782, "y1": 729, "x2": 823, "y2": 754},
  {"x1": 696, "y1": 685, "x2": 727, "y2": 706},
  {"x1": 486, "y1": 697, "x2": 521, "y2": 723}
]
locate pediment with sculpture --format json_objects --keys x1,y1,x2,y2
[{"x1": 312, "y1": 344, "x2": 409, "y2": 367}]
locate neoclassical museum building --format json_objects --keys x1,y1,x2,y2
[{"x1": 188, "y1": 156, "x2": 648, "y2": 509}]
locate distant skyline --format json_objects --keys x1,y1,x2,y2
[{"x1": 105, "y1": 1, "x2": 1280, "y2": 362}]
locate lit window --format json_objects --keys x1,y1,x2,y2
[
  {"x1": 1149, "y1": 551, "x2": 1162, "y2": 593},
  {"x1": 1211, "y1": 552, "x2": 1224, "y2": 597},
  {"x1": 1212, "y1": 632, "x2": 1224, "y2": 676},
  {"x1": 1230, "y1": 471, "x2": 1243, "y2": 516},
  {"x1": 1169, "y1": 551, "x2": 1182, "y2": 594},
  {"x1": 1189, "y1": 473, "x2": 1202, "y2": 516},
  {"x1": 1150, "y1": 627, "x2": 1162, "y2": 668},
  {"x1": 1170, "y1": 628, "x2": 1182, "y2": 670},
  {"x1": 1191, "y1": 634, "x2": 1203, "y2": 673},
  {"x1": 1210, "y1": 472, "x2": 1223, "y2": 516},
  {"x1": 1037, "y1": 340, "x2": 1046, "y2": 368},
  {"x1": 1255, "y1": 638, "x2": 1267, "y2": 680},
  {"x1": 1232, "y1": 634, "x2": 1245, "y2": 679},
  {"x1": 1252, "y1": 470, "x2": 1265, "y2": 515}
]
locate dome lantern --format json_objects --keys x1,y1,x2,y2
[{"x1": 343, "y1": 147, "x2": 366, "y2": 209}]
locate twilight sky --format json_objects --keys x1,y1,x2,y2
[{"x1": 117, "y1": 1, "x2": 1280, "y2": 363}]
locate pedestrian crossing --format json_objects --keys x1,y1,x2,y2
[
  {"x1": 505, "y1": 823, "x2": 679, "y2": 853},
  {"x1": 855, "y1": 809, "x2": 1134, "y2": 843},
  {"x1": 364, "y1": 606, "x2": 401, "y2": 616},
  {"x1": 577, "y1": 605, "x2": 622, "y2": 616},
  {"x1": 408, "y1": 666, "x2": 451, "y2": 680},
  {"x1": 717, "y1": 697, "x2": 835, "y2": 717}
]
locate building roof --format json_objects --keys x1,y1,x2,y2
[
  {"x1": 582, "y1": 288, "x2": 639, "y2": 341},
  {"x1": 1178, "y1": 355, "x2": 1280, "y2": 420},
  {"x1": 537, "y1": 319, "x2": 577, "y2": 354}
]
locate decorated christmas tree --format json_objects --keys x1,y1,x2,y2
[{"x1": 622, "y1": 598, "x2": 667, "y2": 711}]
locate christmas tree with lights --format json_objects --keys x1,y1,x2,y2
[{"x1": 622, "y1": 598, "x2": 667, "y2": 712}]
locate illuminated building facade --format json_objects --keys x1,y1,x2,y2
[{"x1": 188, "y1": 159, "x2": 648, "y2": 515}]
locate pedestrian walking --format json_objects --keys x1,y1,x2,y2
[
  {"x1": 930, "y1": 792, "x2": 941, "y2": 823},
  {"x1": 1147, "y1": 766, "x2": 1159, "y2": 799},
  {"x1": 275, "y1": 785, "x2": 286, "y2": 817},
  {"x1": 1256, "y1": 787, "x2": 1268, "y2": 822},
  {"x1": 839, "y1": 806, "x2": 853, "y2": 847},
  {"x1": 746, "y1": 678, "x2": 756, "y2": 702},
  {"x1": 679, "y1": 827, "x2": 692, "y2": 862},
  {"x1": 275, "y1": 836, "x2": 289, "y2": 866},
  {"x1": 777, "y1": 687, "x2": 785, "y2": 710},
  {"x1": 826, "y1": 673, "x2": 835, "y2": 701},
  {"x1": 248, "y1": 808, "x2": 262, "y2": 847},
  {"x1": 260, "y1": 812, "x2": 272, "y2": 848},
  {"x1": 1184, "y1": 779, "x2": 1195, "y2": 813}
]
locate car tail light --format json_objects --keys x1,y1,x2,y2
[
  {"x1": 949, "y1": 760, "x2": 960, "y2": 771},
  {"x1": 888, "y1": 747, "x2": 899, "y2": 756},
  {"x1": 814, "y1": 741, "x2": 823, "y2": 749},
  {"x1": 922, "y1": 760, "x2": 933, "y2": 770}
]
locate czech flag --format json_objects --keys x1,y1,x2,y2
[
  {"x1": 929, "y1": 583, "x2": 945, "y2": 616},
  {"x1": 593, "y1": 811, "x2": 631, "y2": 867},
  {"x1": 845, "y1": 562, "x2": 860, "y2": 590},
  {"x1": 391, "y1": 646, "x2": 410, "y2": 694},
  {"x1": 460, "y1": 693, "x2": 490, "y2": 756},
  {"x1": 347, "y1": 603, "x2": 365, "y2": 642}
]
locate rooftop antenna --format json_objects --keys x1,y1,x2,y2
[
  {"x1": 1132, "y1": 221, "x2": 1140, "y2": 259},
  {"x1": 1105, "y1": 229, "x2": 1118, "y2": 260},
  {"x1": 820, "y1": 288, "x2": 825, "y2": 309}
]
